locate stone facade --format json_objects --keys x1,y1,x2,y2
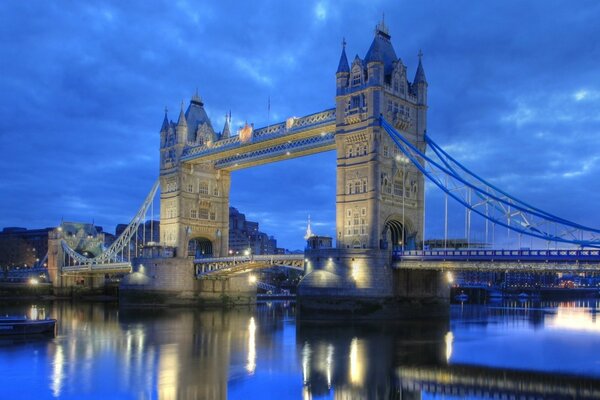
[
  {"x1": 159, "y1": 95, "x2": 231, "y2": 257},
  {"x1": 334, "y1": 21, "x2": 427, "y2": 251}
]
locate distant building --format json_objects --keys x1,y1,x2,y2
[
  {"x1": 228, "y1": 207, "x2": 283, "y2": 255},
  {"x1": 0, "y1": 227, "x2": 53, "y2": 267}
]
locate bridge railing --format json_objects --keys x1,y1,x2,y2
[
  {"x1": 394, "y1": 249, "x2": 600, "y2": 262},
  {"x1": 194, "y1": 254, "x2": 304, "y2": 264}
]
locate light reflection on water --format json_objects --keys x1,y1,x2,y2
[{"x1": 0, "y1": 300, "x2": 598, "y2": 399}]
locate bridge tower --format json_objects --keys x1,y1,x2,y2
[
  {"x1": 335, "y1": 20, "x2": 427, "y2": 252},
  {"x1": 298, "y1": 21, "x2": 446, "y2": 317},
  {"x1": 159, "y1": 95, "x2": 231, "y2": 258}
]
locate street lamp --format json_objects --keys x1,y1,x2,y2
[{"x1": 396, "y1": 155, "x2": 410, "y2": 253}]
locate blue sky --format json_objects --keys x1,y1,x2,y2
[{"x1": 1, "y1": 1, "x2": 600, "y2": 250}]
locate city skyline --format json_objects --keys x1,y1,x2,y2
[{"x1": 1, "y1": 1, "x2": 600, "y2": 250}]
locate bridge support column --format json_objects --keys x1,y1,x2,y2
[
  {"x1": 298, "y1": 249, "x2": 449, "y2": 319},
  {"x1": 120, "y1": 256, "x2": 256, "y2": 306}
]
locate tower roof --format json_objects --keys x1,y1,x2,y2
[
  {"x1": 336, "y1": 38, "x2": 350, "y2": 74},
  {"x1": 185, "y1": 92, "x2": 215, "y2": 139},
  {"x1": 364, "y1": 19, "x2": 397, "y2": 74},
  {"x1": 413, "y1": 50, "x2": 427, "y2": 84}
]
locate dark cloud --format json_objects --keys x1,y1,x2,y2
[{"x1": 1, "y1": 0, "x2": 600, "y2": 249}]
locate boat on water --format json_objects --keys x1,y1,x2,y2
[
  {"x1": 0, "y1": 316, "x2": 56, "y2": 336},
  {"x1": 455, "y1": 292, "x2": 469, "y2": 302}
]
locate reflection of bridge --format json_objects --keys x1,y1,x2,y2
[
  {"x1": 398, "y1": 364, "x2": 600, "y2": 399},
  {"x1": 195, "y1": 254, "x2": 304, "y2": 276}
]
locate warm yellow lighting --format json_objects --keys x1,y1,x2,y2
[
  {"x1": 302, "y1": 342, "x2": 311, "y2": 384},
  {"x1": 51, "y1": 344, "x2": 64, "y2": 397},
  {"x1": 246, "y1": 317, "x2": 257, "y2": 374},
  {"x1": 326, "y1": 344, "x2": 334, "y2": 389},
  {"x1": 351, "y1": 262, "x2": 359, "y2": 280},
  {"x1": 248, "y1": 275, "x2": 257, "y2": 284},
  {"x1": 29, "y1": 278, "x2": 39, "y2": 285},
  {"x1": 244, "y1": 249, "x2": 250, "y2": 256},
  {"x1": 445, "y1": 331, "x2": 454, "y2": 362},
  {"x1": 446, "y1": 271, "x2": 454, "y2": 284},
  {"x1": 349, "y1": 337, "x2": 364, "y2": 385},
  {"x1": 547, "y1": 306, "x2": 600, "y2": 332}
]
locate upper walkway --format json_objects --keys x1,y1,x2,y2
[{"x1": 180, "y1": 108, "x2": 336, "y2": 171}]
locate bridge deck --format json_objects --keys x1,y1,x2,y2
[{"x1": 394, "y1": 249, "x2": 600, "y2": 272}]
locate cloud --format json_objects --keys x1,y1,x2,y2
[{"x1": 2, "y1": 1, "x2": 600, "y2": 250}]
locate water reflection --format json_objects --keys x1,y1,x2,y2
[{"x1": 0, "y1": 301, "x2": 599, "y2": 399}]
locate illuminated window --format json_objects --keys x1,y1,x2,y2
[{"x1": 199, "y1": 182, "x2": 209, "y2": 195}]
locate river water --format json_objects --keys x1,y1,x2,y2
[{"x1": 1, "y1": 300, "x2": 600, "y2": 399}]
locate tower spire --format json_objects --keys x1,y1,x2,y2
[
  {"x1": 336, "y1": 37, "x2": 350, "y2": 74},
  {"x1": 161, "y1": 106, "x2": 170, "y2": 131},
  {"x1": 304, "y1": 215, "x2": 314, "y2": 240},
  {"x1": 413, "y1": 49, "x2": 427, "y2": 84},
  {"x1": 177, "y1": 100, "x2": 187, "y2": 127}
]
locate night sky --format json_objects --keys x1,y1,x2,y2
[{"x1": 1, "y1": 1, "x2": 600, "y2": 250}]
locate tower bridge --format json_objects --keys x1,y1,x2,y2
[{"x1": 46, "y1": 21, "x2": 600, "y2": 310}]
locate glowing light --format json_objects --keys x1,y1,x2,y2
[
  {"x1": 445, "y1": 331, "x2": 454, "y2": 362},
  {"x1": 157, "y1": 344, "x2": 179, "y2": 399},
  {"x1": 546, "y1": 306, "x2": 600, "y2": 332},
  {"x1": 246, "y1": 317, "x2": 257, "y2": 374},
  {"x1": 244, "y1": 249, "x2": 250, "y2": 256},
  {"x1": 29, "y1": 278, "x2": 39, "y2": 285},
  {"x1": 351, "y1": 262, "x2": 359, "y2": 280},
  {"x1": 349, "y1": 337, "x2": 364, "y2": 385},
  {"x1": 446, "y1": 271, "x2": 454, "y2": 284},
  {"x1": 302, "y1": 342, "x2": 311, "y2": 383},
  {"x1": 248, "y1": 275, "x2": 257, "y2": 284},
  {"x1": 326, "y1": 344, "x2": 334, "y2": 388},
  {"x1": 51, "y1": 344, "x2": 64, "y2": 397}
]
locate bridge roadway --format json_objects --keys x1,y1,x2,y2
[
  {"x1": 60, "y1": 262, "x2": 132, "y2": 275},
  {"x1": 394, "y1": 249, "x2": 600, "y2": 272},
  {"x1": 195, "y1": 254, "x2": 304, "y2": 277},
  {"x1": 398, "y1": 363, "x2": 600, "y2": 399}
]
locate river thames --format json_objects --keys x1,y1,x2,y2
[{"x1": 1, "y1": 300, "x2": 600, "y2": 399}]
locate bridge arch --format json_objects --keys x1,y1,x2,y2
[
  {"x1": 382, "y1": 215, "x2": 417, "y2": 251},
  {"x1": 188, "y1": 237, "x2": 213, "y2": 258}
]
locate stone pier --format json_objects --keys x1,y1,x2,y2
[
  {"x1": 297, "y1": 248, "x2": 449, "y2": 319},
  {"x1": 120, "y1": 257, "x2": 256, "y2": 306}
]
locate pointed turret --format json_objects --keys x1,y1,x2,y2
[
  {"x1": 160, "y1": 106, "x2": 170, "y2": 132},
  {"x1": 177, "y1": 101, "x2": 187, "y2": 128},
  {"x1": 413, "y1": 50, "x2": 427, "y2": 84},
  {"x1": 364, "y1": 15, "x2": 397, "y2": 75},
  {"x1": 221, "y1": 112, "x2": 231, "y2": 139},
  {"x1": 336, "y1": 38, "x2": 350, "y2": 74}
]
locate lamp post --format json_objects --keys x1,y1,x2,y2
[
  {"x1": 396, "y1": 155, "x2": 409, "y2": 253},
  {"x1": 185, "y1": 226, "x2": 192, "y2": 258}
]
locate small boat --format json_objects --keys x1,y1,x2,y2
[
  {"x1": 0, "y1": 316, "x2": 56, "y2": 336},
  {"x1": 455, "y1": 292, "x2": 469, "y2": 302}
]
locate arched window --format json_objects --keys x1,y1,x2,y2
[
  {"x1": 362, "y1": 179, "x2": 367, "y2": 193},
  {"x1": 354, "y1": 181, "x2": 361, "y2": 194}
]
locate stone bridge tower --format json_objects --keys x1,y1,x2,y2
[
  {"x1": 334, "y1": 21, "x2": 427, "y2": 252},
  {"x1": 159, "y1": 95, "x2": 231, "y2": 258}
]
